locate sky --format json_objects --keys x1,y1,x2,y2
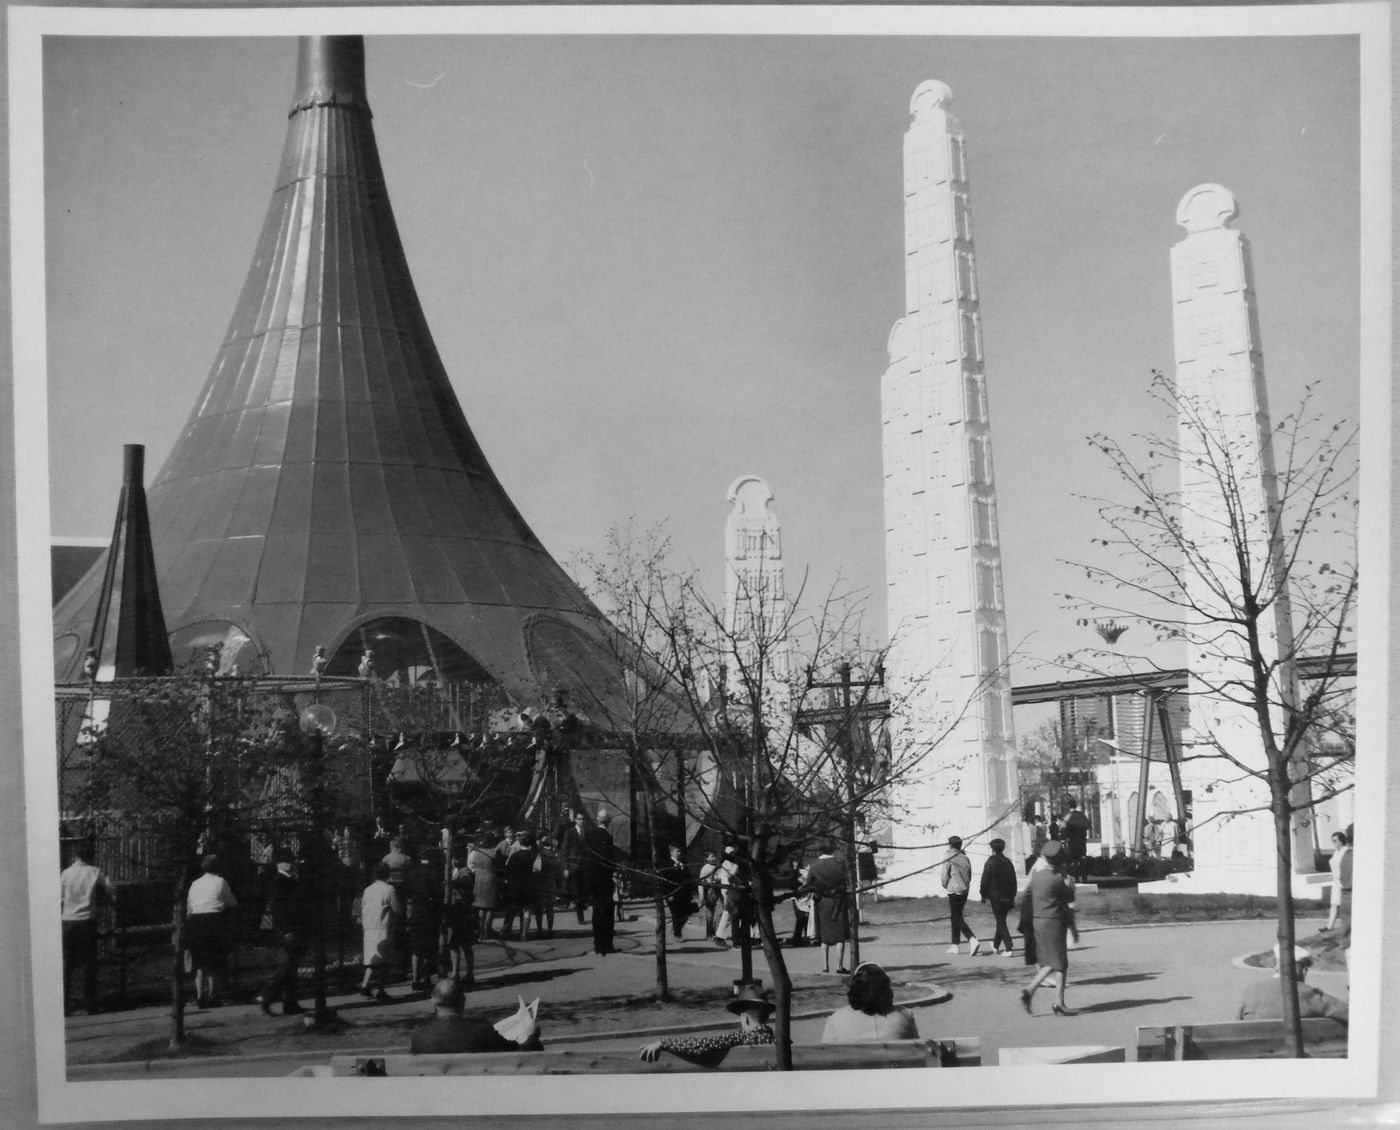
[{"x1": 41, "y1": 26, "x2": 1363, "y2": 688}]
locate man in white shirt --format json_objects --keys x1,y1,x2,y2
[{"x1": 60, "y1": 841, "x2": 116, "y2": 1015}]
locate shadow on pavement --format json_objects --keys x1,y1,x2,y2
[
  {"x1": 477, "y1": 966, "x2": 589, "y2": 991},
  {"x1": 1075, "y1": 973, "x2": 1158, "y2": 987},
  {"x1": 1072, "y1": 995, "x2": 1193, "y2": 1014}
]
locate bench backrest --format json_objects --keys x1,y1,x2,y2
[
  {"x1": 328, "y1": 1038, "x2": 979, "y2": 1076},
  {"x1": 1136, "y1": 1019, "x2": 1348, "y2": 1062}
]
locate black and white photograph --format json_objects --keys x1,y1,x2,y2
[{"x1": 5, "y1": 3, "x2": 1393, "y2": 1125}]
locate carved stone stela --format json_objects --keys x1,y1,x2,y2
[
  {"x1": 880, "y1": 82, "x2": 1021, "y2": 892},
  {"x1": 1169, "y1": 184, "x2": 1306, "y2": 890}
]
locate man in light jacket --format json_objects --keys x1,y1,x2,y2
[{"x1": 938, "y1": 836, "x2": 982, "y2": 957}]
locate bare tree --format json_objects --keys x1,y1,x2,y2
[
  {"x1": 1066, "y1": 371, "x2": 1357, "y2": 1056},
  {"x1": 574, "y1": 523, "x2": 981, "y2": 1068},
  {"x1": 570, "y1": 521, "x2": 699, "y2": 1002}
]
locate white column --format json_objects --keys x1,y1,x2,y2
[
  {"x1": 881, "y1": 82, "x2": 1022, "y2": 896},
  {"x1": 1167, "y1": 184, "x2": 1308, "y2": 895}
]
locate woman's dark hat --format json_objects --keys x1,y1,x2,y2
[{"x1": 726, "y1": 984, "x2": 775, "y2": 1015}]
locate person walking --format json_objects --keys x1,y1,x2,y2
[
  {"x1": 442, "y1": 873, "x2": 476, "y2": 986},
  {"x1": 404, "y1": 849, "x2": 443, "y2": 991},
  {"x1": 558, "y1": 810, "x2": 589, "y2": 924},
  {"x1": 256, "y1": 847, "x2": 306, "y2": 1016},
  {"x1": 60, "y1": 840, "x2": 116, "y2": 1015},
  {"x1": 697, "y1": 850, "x2": 724, "y2": 940},
  {"x1": 532, "y1": 840, "x2": 562, "y2": 938},
  {"x1": 1016, "y1": 850, "x2": 1051, "y2": 967},
  {"x1": 710, "y1": 846, "x2": 740, "y2": 947},
  {"x1": 939, "y1": 836, "x2": 982, "y2": 956},
  {"x1": 582, "y1": 810, "x2": 619, "y2": 954},
  {"x1": 660, "y1": 844, "x2": 697, "y2": 940},
  {"x1": 358, "y1": 861, "x2": 403, "y2": 1002},
  {"x1": 466, "y1": 831, "x2": 500, "y2": 939},
  {"x1": 979, "y1": 838, "x2": 1018, "y2": 957},
  {"x1": 500, "y1": 831, "x2": 541, "y2": 940},
  {"x1": 780, "y1": 857, "x2": 812, "y2": 947},
  {"x1": 186, "y1": 854, "x2": 237, "y2": 1008},
  {"x1": 805, "y1": 841, "x2": 850, "y2": 974},
  {"x1": 1325, "y1": 830, "x2": 1353, "y2": 956},
  {"x1": 1018, "y1": 841, "x2": 1079, "y2": 1016}
]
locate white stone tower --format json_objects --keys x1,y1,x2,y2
[
  {"x1": 1169, "y1": 184, "x2": 1311, "y2": 895},
  {"x1": 724, "y1": 476, "x2": 792, "y2": 711},
  {"x1": 880, "y1": 81, "x2": 1021, "y2": 894}
]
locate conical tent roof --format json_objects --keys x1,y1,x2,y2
[{"x1": 54, "y1": 36, "x2": 618, "y2": 708}]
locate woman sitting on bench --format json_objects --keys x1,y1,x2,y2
[
  {"x1": 820, "y1": 963, "x2": 919, "y2": 1042},
  {"x1": 638, "y1": 984, "x2": 775, "y2": 1064}
]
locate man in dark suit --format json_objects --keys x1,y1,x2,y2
[
  {"x1": 256, "y1": 846, "x2": 306, "y2": 1015},
  {"x1": 410, "y1": 979, "x2": 543, "y2": 1053},
  {"x1": 557, "y1": 809, "x2": 589, "y2": 924},
  {"x1": 582, "y1": 811, "x2": 619, "y2": 954}
]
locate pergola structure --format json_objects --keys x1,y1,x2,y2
[{"x1": 1010, "y1": 653, "x2": 1357, "y2": 858}]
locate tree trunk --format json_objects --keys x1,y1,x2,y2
[
  {"x1": 169, "y1": 875, "x2": 188, "y2": 1050},
  {"x1": 845, "y1": 826, "x2": 861, "y2": 967},
  {"x1": 641, "y1": 772, "x2": 670, "y2": 1001},
  {"x1": 1270, "y1": 770, "x2": 1305, "y2": 1057},
  {"x1": 750, "y1": 868, "x2": 793, "y2": 1071}
]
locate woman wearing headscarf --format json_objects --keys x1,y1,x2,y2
[
  {"x1": 1018, "y1": 841, "x2": 1079, "y2": 1015},
  {"x1": 820, "y1": 963, "x2": 920, "y2": 1042}
]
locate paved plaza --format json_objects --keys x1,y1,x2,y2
[{"x1": 64, "y1": 900, "x2": 1346, "y2": 1079}]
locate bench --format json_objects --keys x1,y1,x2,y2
[
  {"x1": 1136, "y1": 1019, "x2": 1348, "y2": 1061},
  {"x1": 999, "y1": 1045, "x2": 1126, "y2": 1065},
  {"x1": 311, "y1": 1038, "x2": 980, "y2": 1077}
]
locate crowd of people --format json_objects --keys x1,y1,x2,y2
[{"x1": 61, "y1": 814, "x2": 1353, "y2": 1059}]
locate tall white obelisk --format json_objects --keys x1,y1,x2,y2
[
  {"x1": 880, "y1": 82, "x2": 1022, "y2": 894},
  {"x1": 1169, "y1": 184, "x2": 1312, "y2": 895}
]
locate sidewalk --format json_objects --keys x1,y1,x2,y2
[{"x1": 65, "y1": 902, "x2": 1342, "y2": 1078}]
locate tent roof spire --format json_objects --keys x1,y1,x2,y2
[
  {"x1": 54, "y1": 36, "x2": 621, "y2": 711},
  {"x1": 291, "y1": 35, "x2": 370, "y2": 116}
]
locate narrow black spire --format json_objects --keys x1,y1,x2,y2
[{"x1": 85, "y1": 444, "x2": 174, "y2": 678}]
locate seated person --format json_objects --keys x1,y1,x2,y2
[
  {"x1": 820, "y1": 962, "x2": 919, "y2": 1043},
  {"x1": 1237, "y1": 945, "x2": 1348, "y2": 1025},
  {"x1": 410, "y1": 978, "x2": 544, "y2": 1054},
  {"x1": 638, "y1": 984, "x2": 775, "y2": 1064}
]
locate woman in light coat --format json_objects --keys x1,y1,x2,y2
[{"x1": 358, "y1": 862, "x2": 402, "y2": 1001}]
